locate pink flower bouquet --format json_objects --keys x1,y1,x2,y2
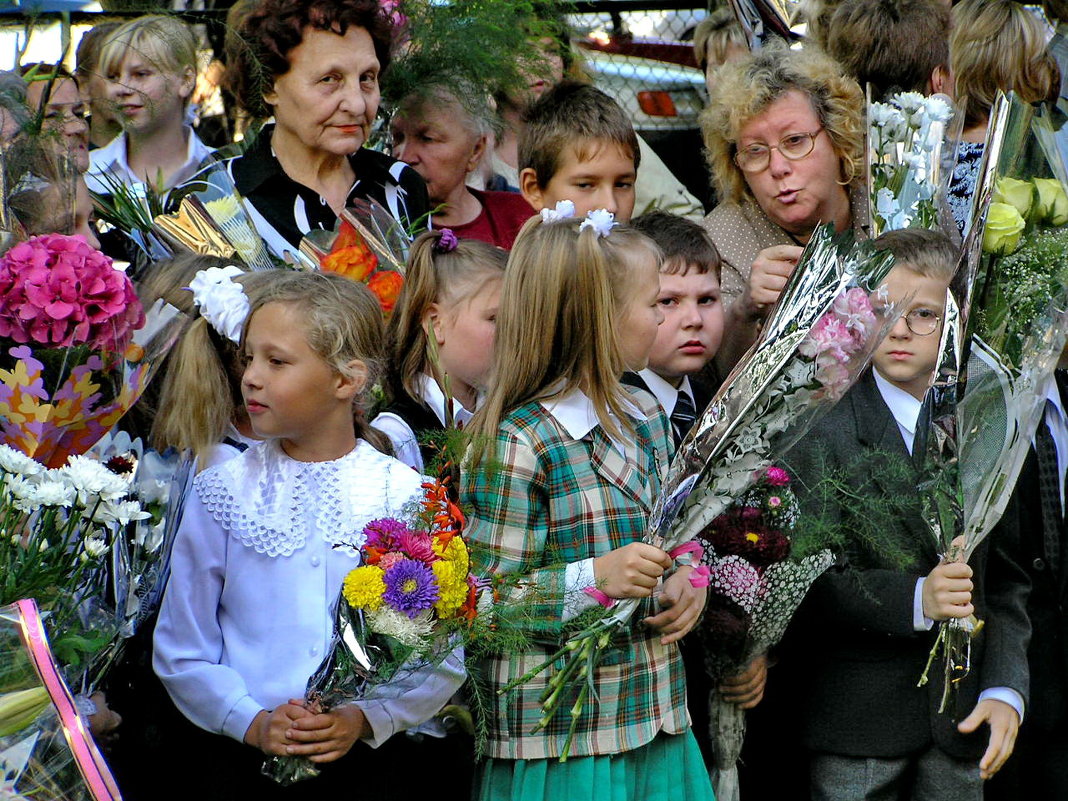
[{"x1": 0, "y1": 234, "x2": 159, "y2": 467}]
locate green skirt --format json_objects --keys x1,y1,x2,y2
[{"x1": 477, "y1": 729, "x2": 715, "y2": 801}]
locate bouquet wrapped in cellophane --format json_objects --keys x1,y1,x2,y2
[
  {"x1": 264, "y1": 477, "x2": 482, "y2": 785},
  {"x1": 0, "y1": 599, "x2": 122, "y2": 801},
  {"x1": 916, "y1": 92, "x2": 1068, "y2": 710},
  {"x1": 299, "y1": 198, "x2": 410, "y2": 316},
  {"x1": 500, "y1": 224, "x2": 901, "y2": 762},
  {"x1": 0, "y1": 442, "x2": 153, "y2": 696},
  {"x1": 160, "y1": 161, "x2": 276, "y2": 271},
  {"x1": 692, "y1": 467, "x2": 833, "y2": 801},
  {"x1": 867, "y1": 90, "x2": 959, "y2": 237},
  {"x1": 0, "y1": 234, "x2": 183, "y2": 468}
]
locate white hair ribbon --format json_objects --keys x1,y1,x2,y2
[
  {"x1": 579, "y1": 209, "x2": 617, "y2": 238},
  {"x1": 539, "y1": 199, "x2": 576, "y2": 223},
  {"x1": 186, "y1": 265, "x2": 249, "y2": 344}
]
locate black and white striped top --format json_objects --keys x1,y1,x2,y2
[{"x1": 227, "y1": 124, "x2": 430, "y2": 260}]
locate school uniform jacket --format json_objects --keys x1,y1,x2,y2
[
  {"x1": 460, "y1": 387, "x2": 690, "y2": 761},
  {"x1": 780, "y1": 370, "x2": 1031, "y2": 760}
]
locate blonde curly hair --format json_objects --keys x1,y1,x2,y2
[{"x1": 700, "y1": 41, "x2": 865, "y2": 206}]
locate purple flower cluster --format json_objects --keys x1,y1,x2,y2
[{"x1": 382, "y1": 558, "x2": 440, "y2": 618}]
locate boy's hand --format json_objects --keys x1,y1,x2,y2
[
  {"x1": 923, "y1": 540, "x2": 974, "y2": 620},
  {"x1": 244, "y1": 703, "x2": 310, "y2": 756},
  {"x1": 644, "y1": 565, "x2": 707, "y2": 644},
  {"x1": 285, "y1": 703, "x2": 368, "y2": 763},
  {"x1": 719, "y1": 654, "x2": 768, "y2": 709},
  {"x1": 594, "y1": 543, "x2": 673, "y2": 599},
  {"x1": 741, "y1": 245, "x2": 803, "y2": 318},
  {"x1": 957, "y1": 698, "x2": 1019, "y2": 780}
]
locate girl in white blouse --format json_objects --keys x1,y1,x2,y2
[{"x1": 153, "y1": 271, "x2": 463, "y2": 799}]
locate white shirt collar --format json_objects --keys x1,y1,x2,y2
[
  {"x1": 87, "y1": 126, "x2": 214, "y2": 192},
  {"x1": 873, "y1": 368, "x2": 923, "y2": 454},
  {"x1": 417, "y1": 373, "x2": 475, "y2": 428},
  {"x1": 540, "y1": 386, "x2": 646, "y2": 443},
  {"x1": 637, "y1": 369, "x2": 693, "y2": 417}
]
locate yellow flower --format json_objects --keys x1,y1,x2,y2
[
  {"x1": 1034, "y1": 178, "x2": 1068, "y2": 226},
  {"x1": 343, "y1": 565, "x2": 385, "y2": 611},
  {"x1": 992, "y1": 177, "x2": 1034, "y2": 219},
  {"x1": 982, "y1": 202, "x2": 1026, "y2": 255},
  {"x1": 432, "y1": 560, "x2": 468, "y2": 618},
  {"x1": 434, "y1": 535, "x2": 469, "y2": 575}
]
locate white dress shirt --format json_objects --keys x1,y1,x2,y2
[
  {"x1": 371, "y1": 374, "x2": 475, "y2": 472},
  {"x1": 637, "y1": 369, "x2": 695, "y2": 420},
  {"x1": 87, "y1": 126, "x2": 214, "y2": 194},
  {"x1": 153, "y1": 439, "x2": 465, "y2": 745}
]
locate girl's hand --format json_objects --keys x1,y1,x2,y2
[
  {"x1": 594, "y1": 542, "x2": 673, "y2": 599},
  {"x1": 284, "y1": 702, "x2": 368, "y2": 763},
  {"x1": 643, "y1": 565, "x2": 707, "y2": 644},
  {"x1": 244, "y1": 703, "x2": 310, "y2": 756}
]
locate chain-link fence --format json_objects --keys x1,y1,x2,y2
[{"x1": 568, "y1": 2, "x2": 713, "y2": 206}]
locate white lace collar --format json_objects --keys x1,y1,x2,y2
[{"x1": 194, "y1": 439, "x2": 424, "y2": 557}]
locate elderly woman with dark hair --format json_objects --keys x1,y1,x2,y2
[
  {"x1": 223, "y1": 0, "x2": 429, "y2": 261},
  {"x1": 700, "y1": 41, "x2": 867, "y2": 372}
]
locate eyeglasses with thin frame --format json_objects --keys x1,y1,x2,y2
[
  {"x1": 733, "y1": 127, "x2": 825, "y2": 173},
  {"x1": 902, "y1": 307, "x2": 941, "y2": 336}
]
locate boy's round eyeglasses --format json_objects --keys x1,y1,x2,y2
[
  {"x1": 902, "y1": 309, "x2": 941, "y2": 336},
  {"x1": 733, "y1": 128, "x2": 824, "y2": 173}
]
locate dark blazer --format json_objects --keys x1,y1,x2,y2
[
  {"x1": 780, "y1": 369, "x2": 1031, "y2": 760},
  {"x1": 1011, "y1": 371, "x2": 1068, "y2": 733}
]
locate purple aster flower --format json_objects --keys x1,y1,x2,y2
[
  {"x1": 363, "y1": 517, "x2": 412, "y2": 551},
  {"x1": 383, "y1": 559, "x2": 440, "y2": 618}
]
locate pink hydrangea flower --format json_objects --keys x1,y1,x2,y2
[{"x1": 0, "y1": 234, "x2": 144, "y2": 351}]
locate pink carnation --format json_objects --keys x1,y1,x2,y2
[
  {"x1": 763, "y1": 466, "x2": 791, "y2": 487},
  {"x1": 832, "y1": 287, "x2": 878, "y2": 345},
  {"x1": 0, "y1": 234, "x2": 144, "y2": 351}
]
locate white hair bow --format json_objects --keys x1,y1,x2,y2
[
  {"x1": 540, "y1": 199, "x2": 576, "y2": 223},
  {"x1": 186, "y1": 265, "x2": 249, "y2": 344},
  {"x1": 579, "y1": 208, "x2": 617, "y2": 238}
]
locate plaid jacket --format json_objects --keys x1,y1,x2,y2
[{"x1": 461, "y1": 388, "x2": 690, "y2": 760}]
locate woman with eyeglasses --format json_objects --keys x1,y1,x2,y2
[{"x1": 699, "y1": 41, "x2": 867, "y2": 374}]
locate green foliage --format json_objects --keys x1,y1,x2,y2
[
  {"x1": 383, "y1": 0, "x2": 568, "y2": 113},
  {"x1": 783, "y1": 448, "x2": 925, "y2": 572}
]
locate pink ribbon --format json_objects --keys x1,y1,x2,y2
[
  {"x1": 583, "y1": 586, "x2": 618, "y2": 609},
  {"x1": 15, "y1": 599, "x2": 122, "y2": 801},
  {"x1": 669, "y1": 542, "x2": 710, "y2": 589}
]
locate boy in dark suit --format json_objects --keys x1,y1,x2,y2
[{"x1": 780, "y1": 229, "x2": 1030, "y2": 800}]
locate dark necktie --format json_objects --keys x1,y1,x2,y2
[
  {"x1": 670, "y1": 392, "x2": 697, "y2": 450},
  {"x1": 1035, "y1": 400, "x2": 1064, "y2": 571}
]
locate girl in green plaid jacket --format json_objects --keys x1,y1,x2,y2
[{"x1": 463, "y1": 211, "x2": 715, "y2": 801}]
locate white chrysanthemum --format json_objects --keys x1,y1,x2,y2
[
  {"x1": 60, "y1": 456, "x2": 129, "y2": 502},
  {"x1": 367, "y1": 607, "x2": 433, "y2": 649},
  {"x1": 33, "y1": 480, "x2": 76, "y2": 508},
  {"x1": 923, "y1": 95, "x2": 953, "y2": 124},
  {"x1": 6, "y1": 475, "x2": 40, "y2": 512},
  {"x1": 82, "y1": 535, "x2": 109, "y2": 559},
  {"x1": 94, "y1": 499, "x2": 151, "y2": 527},
  {"x1": 0, "y1": 445, "x2": 43, "y2": 477}
]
